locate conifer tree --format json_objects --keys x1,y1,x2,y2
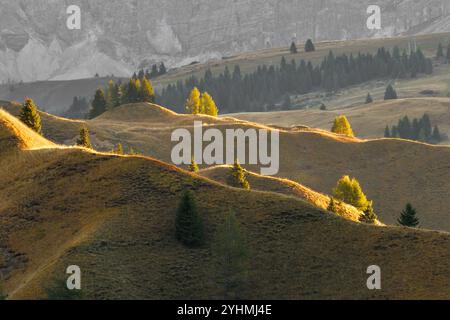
[
  {"x1": 186, "y1": 87, "x2": 201, "y2": 114},
  {"x1": 359, "y1": 201, "x2": 378, "y2": 224},
  {"x1": 215, "y1": 211, "x2": 248, "y2": 298},
  {"x1": 365, "y1": 92, "x2": 373, "y2": 104},
  {"x1": 397, "y1": 203, "x2": 419, "y2": 227},
  {"x1": 115, "y1": 143, "x2": 123, "y2": 155},
  {"x1": 384, "y1": 125, "x2": 391, "y2": 138},
  {"x1": 331, "y1": 115, "x2": 354, "y2": 137},
  {"x1": 201, "y1": 92, "x2": 219, "y2": 116},
  {"x1": 175, "y1": 190, "x2": 204, "y2": 247},
  {"x1": 437, "y1": 43, "x2": 444, "y2": 58},
  {"x1": 189, "y1": 158, "x2": 199, "y2": 172},
  {"x1": 228, "y1": 160, "x2": 250, "y2": 190},
  {"x1": 290, "y1": 41, "x2": 298, "y2": 54},
  {"x1": 305, "y1": 39, "x2": 315, "y2": 52},
  {"x1": 76, "y1": 127, "x2": 92, "y2": 149},
  {"x1": 384, "y1": 84, "x2": 398, "y2": 100},
  {"x1": 446, "y1": 44, "x2": 450, "y2": 63},
  {"x1": 327, "y1": 198, "x2": 337, "y2": 213},
  {"x1": 89, "y1": 88, "x2": 107, "y2": 119},
  {"x1": 159, "y1": 62, "x2": 167, "y2": 75},
  {"x1": 431, "y1": 125, "x2": 442, "y2": 143},
  {"x1": 19, "y1": 98, "x2": 42, "y2": 135},
  {"x1": 333, "y1": 175, "x2": 369, "y2": 211},
  {"x1": 140, "y1": 77, "x2": 155, "y2": 103}
]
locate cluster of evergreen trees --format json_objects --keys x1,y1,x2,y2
[
  {"x1": 289, "y1": 38, "x2": 315, "y2": 54},
  {"x1": 384, "y1": 114, "x2": 444, "y2": 144},
  {"x1": 157, "y1": 46, "x2": 432, "y2": 114},
  {"x1": 134, "y1": 62, "x2": 167, "y2": 80},
  {"x1": 64, "y1": 96, "x2": 90, "y2": 119},
  {"x1": 89, "y1": 77, "x2": 155, "y2": 119}
]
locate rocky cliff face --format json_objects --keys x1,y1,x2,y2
[{"x1": 1, "y1": 0, "x2": 450, "y2": 82}]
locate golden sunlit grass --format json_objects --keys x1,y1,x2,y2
[
  {"x1": 2, "y1": 101, "x2": 449, "y2": 230},
  {"x1": 199, "y1": 165, "x2": 375, "y2": 224},
  {"x1": 0, "y1": 108, "x2": 449, "y2": 300}
]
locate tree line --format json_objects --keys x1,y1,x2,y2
[
  {"x1": 157, "y1": 46, "x2": 433, "y2": 114},
  {"x1": 384, "y1": 113, "x2": 444, "y2": 144},
  {"x1": 89, "y1": 76, "x2": 155, "y2": 119}
]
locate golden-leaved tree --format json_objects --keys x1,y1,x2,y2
[
  {"x1": 333, "y1": 175, "x2": 369, "y2": 211},
  {"x1": 331, "y1": 115, "x2": 354, "y2": 137}
]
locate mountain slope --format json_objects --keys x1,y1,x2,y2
[
  {"x1": 1, "y1": 0, "x2": 450, "y2": 82},
  {"x1": 0, "y1": 109, "x2": 449, "y2": 300},
  {"x1": 226, "y1": 97, "x2": 450, "y2": 143},
  {"x1": 2, "y1": 101, "x2": 449, "y2": 230}
]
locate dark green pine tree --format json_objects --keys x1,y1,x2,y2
[
  {"x1": 19, "y1": 98, "x2": 42, "y2": 135},
  {"x1": 384, "y1": 84, "x2": 398, "y2": 100},
  {"x1": 446, "y1": 44, "x2": 450, "y2": 63},
  {"x1": 290, "y1": 41, "x2": 298, "y2": 54},
  {"x1": 304, "y1": 39, "x2": 315, "y2": 52},
  {"x1": 89, "y1": 88, "x2": 107, "y2": 119},
  {"x1": 437, "y1": 43, "x2": 444, "y2": 58},
  {"x1": 397, "y1": 203, "x2": 419, "y2": 227},
  {"x1": 76, "y1": 127, "x2": 92, "y2": 149},
  {"x1": 384, "y1": 125, "x2": 391, "y2": 138},
  {"x1": 359, "y1": 201, "x2": 378, "y2": 224},
  {"x1": 431, "y1": 125, "x2": 441, "y2": 143},
  {"x1": 365, "y1": 92, "x2": 373, "y2": 104},
  {"x1": 228, "y1": 160, "x2": 250, "y2": 190},
  {"x1": 175, "y1": 190, "x2": 204, "y2": 247}
]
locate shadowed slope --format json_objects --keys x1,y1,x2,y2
[
  {"x1": 199, "y1": 165, "x2": 368, "y2": 224},
  {"x1": 0, "y1": 110, "x2": 449, "y2": 300},
  {"x1": 1, "y1": 102, "x2": 449, "y2": 230}
]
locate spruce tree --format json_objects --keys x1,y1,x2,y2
[
  {"x1": 19, "y1": 98, "x2": 42, "y2": 135},
  {"x1": 89, "y1": 88, "x2": 107, "y2": 119},
  {"x1": 327, "y1": 198, "x2": 337, "y2": 213},
  {"x1": 431, "y1": 125, "x2": 441, "y2": 143},
  {"x1": 384, "y1": 84, "x2": 398, "y2": 100},
  {"x1": 189, "y1": 158, "x2": 199, "y2": 172},
  {"x1": 215, "y1": 211, "x2": 248, "y2": 298},
  {"x1": 115, "y1": 143, "x2": 123, "y2": 155},
  {"x1": 305, "y1": 39, "x2": 315, "y2": 52},
  {"x1": 333, "y1": 175, "x2": 369, "y2": 211},
  {"x1": 140, "y1": 77, "x2": 155, "y2": 103},
  {"x1": 365, "y1": 92, "x2": 373, "y2": 104},
  {"x1": 228, "y1": 160, "x2": 250, "y2": 190},
  {"x1": 437, "y1": 43, "x2": 444, "y2": 58},
  {"x1": 76, "y1": 127, "x2": 92, "y2": 149},
  {"x1": 331, "y1": 115, "x2": 354, "y2": 137},
  {"x1": 359, "y1": 201, "x2": 378, "y2": 224},
  {"x1": 175, "y1": 190, "x2": 204, "y2": 247},
  {"x1": 186, "y1": 87, "x2": 202, "y2": 114},
  {"x1": 384, "y1": 125, "x2": 391, "y2": 138},
  {"x1": 397, "y1": 203, "x2": 419, "y2": 227},
  {"x1": 290, "y1": 41, "x2": 298, "y2": 54}
]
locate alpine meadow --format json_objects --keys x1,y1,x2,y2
[{"x1": 0, "y1": 0, "x2": 449, "y2": 304}]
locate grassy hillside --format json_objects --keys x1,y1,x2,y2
[
  {"x1": 2, "y1": 101, "x2": 449, "y2": 231},
  {"x1": 226, "y1": 97, "x2": 450, "y2": 143},
  {"x1": 199, "y1": 165, "x2": 368, "y2": 224},
  {"x1": 0, "y1": 109, "x2": 449, "y2": 300}
]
